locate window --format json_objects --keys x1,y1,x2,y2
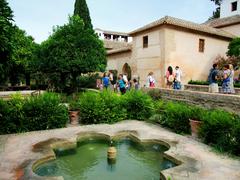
[
  {"x1": 143, "y1": 36, "x2": 148, "y2": 48},
  {"x1": 199, "y1": 39, "x2": 205, "y2": 53},
  {"x1": 232, "y1": 1, "x2": 238, "y2": 11}
]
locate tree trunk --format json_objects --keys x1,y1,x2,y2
[{"x1": 25, "y1": 73, "x2": 30, "y2": 86}]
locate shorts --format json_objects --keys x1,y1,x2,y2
[{"x1": 209, "y1": 83, "x2": 219, "y2": 93}]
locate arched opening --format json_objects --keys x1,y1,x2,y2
[{"x1": 122, "y1": 63, "x2": 132, "y2": 80}]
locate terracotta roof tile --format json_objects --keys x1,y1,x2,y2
[
  {"x1": 203, "y1": 15, "x2": 240, "y2": 28},
  {"x1": 129, "y1": 16, "x2": 235, "y2": 39}
]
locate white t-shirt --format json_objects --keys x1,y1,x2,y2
[
  {"x1": 123, "y1": 75, "x2": 128, "y2": 87},
  {"x1": 146, "y1": 75, "x2": 155, "y2": 87},
  {"x1": 175, "y1": 69, "x2": 182, "y2": 82}
]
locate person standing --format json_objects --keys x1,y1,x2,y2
[
  {"x1": 146, "y1": 72, "x2": 155, "y2": 88},
  {"x1": 165, "y1": 66, "x2": 174, "y2": 89},
  {"x1": 222, "y1": 64, "x2": 231, "y2": 94},
  {"x1": 118, "y1": 74, "x2": 126, "y2": 94},
  {"x1": 123, "y1": 73, "x2": 129, "y2": 90},
  {"x1": 173, "y1": 66, "x2": 182, "y2": 90},
  {"x1": 229, "y1": 64, "x2": 235, "y2": 94},
  {"x1": 102, "y1": 72, "x2": 110, "y2": 89},
  {"x1": 108, "y1": 71, "x2": 114, "y2": 90},
  {"x1": 133, "y1": 78, "x2": 139, "y2": 90},
  {"x1": 208, "y1": 63, "x2": 219, "y2": 93}
]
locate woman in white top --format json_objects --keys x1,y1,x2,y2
[
  {"x1": 146, "y1": 72, "x2": 155, "y2": 88},
  {"x1": 229, "y1": 64, "x2": 235, "y2": 94}
]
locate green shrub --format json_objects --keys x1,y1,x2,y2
[
  {"x1": 79, "y1": 90, "x2": 127, "y2": 124},
  {"x1": 151, "y1": 101, "x2": 191, "y2": 134},
  {"x1": 234, "y1": 83, "x2": 240, "y2": 88},
  {"x1": 122, "y1": 90, "x2": 155, "y2": 120},
  {"x1": 199, "y1": 110, "x2": 236, "y2": 153},
  {"x1": 189, "y1": 106, "x2": 207, "y2": 121},
  {"x1": 6, "y1": 94, "x2": 26, "y2": 133},
  {"x1": 0, "y1": 99, "x2": 11, "y2": 134},
  {"x1": 188, "y1": 80, "x2": 209, "y2": 85},
  {"x1": 232, "y1": 117, "x2": 240, "y2": 155},
  {"x1": 0, "y1": 93, "x2": 68, "y2": 135},
  {"x1": 77, "y1": 74, "x2": 100, "y2": 89},
  {"x1": 23, "y1": 93, "x2": 68, "y2": 131},
  {"x1": 147, "y1": 89, "x2": 162, "y2": 100},
  {"x1": 160, "y1": 101, "x2": 191, "y2": 134}
]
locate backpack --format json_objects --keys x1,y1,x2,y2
[{"x1": 168, "y1": 75, "x2": 174, "y2": 83}]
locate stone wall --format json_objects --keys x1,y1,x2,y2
[
  {"x1": 184, "y1": 84, "x2": 240, "y2": 95},
  {"x1": 145, "y1": 88, "x2": 240, "y2": 113}
]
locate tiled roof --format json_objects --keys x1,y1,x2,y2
[
  {"x1": 107, "y1": 44, "x2": 132, "y2": 55},
  {"x1": 95, "y1": 28, "x2": 129, "y2": 36},
  {"x1": 203, "y1": 15, "x2": 240, "y2": 28},
  {"x1": 129, "y1": 16, "x2": 235, "y2": 39}
]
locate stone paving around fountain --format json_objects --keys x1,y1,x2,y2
[{"x1": 0, "y1": 120, "x2": 239, "y2": 180}]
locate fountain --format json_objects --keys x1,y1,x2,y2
[{"x1": 33, "y1": 134, "x2": 177, "y2": 180}]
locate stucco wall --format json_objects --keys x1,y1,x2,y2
[
  {"x1": 220, "y1": 0, "x2": 240, "y2": 18},
  {"x1": 132, "y1": 28, "x2": 165, "y2": 87},
  {"x1": 219, "y1": 24, "x2": 240, "y2": 37},
  {"x1": 107, "y1": 51, "x2": 137, "y2": 76},
  {"x1": 106, "y1": 26, "x2": 231, "y2": 88},
  {"x1": 164, "y1": 27, "x2": 230, "y2": 84}
]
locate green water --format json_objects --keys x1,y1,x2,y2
[{"x1": 35, "y1": 138, "x2": 176, "y2": 180}]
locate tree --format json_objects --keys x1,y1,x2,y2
[
  {"x1": 227, "y1": 38, "x2": 240, "y2": 57},
  {"x1": 74, "y1": 0, "x2": 93, "y2": 30},
  {"x1": 0, "y1": 0, "x2": 14, "y2": 84},
  {"x1": 209, "y1": 0, "x2": 222, "y2": 20},
  {"x1": 36, "y1": 16, "x2": 106, "y2": 92},
  {"x1": 9, "y1": 26, "x2": 37, "y2": 86}
]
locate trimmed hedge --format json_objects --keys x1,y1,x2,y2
[
  {"x1": 150, "y1": 99, "x2": 240, "y2": 156},
  {"x1": 122, "y1": 90, "x2": 155, "y2": 120},
  {"x1": 78, "y1": 90, "x2": 154, "y2": 124},
  {"x1": 199, "y1": 110, "x2": 240, "y2": 155},
  {"x1": 152, "y1": 101, "x2": 191, "y2": 134},
  {"x1": 0, "y1": 93, "x2": 68, "y2": 135},
  {"x1": 79, "y1": 90, "x2": 127, "y2": 124}
]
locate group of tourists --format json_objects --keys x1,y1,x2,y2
[
  {"x1": 98, "y1": 71, "x2": 139, "y2": 95},
  {"x1": 146, "y1": 66, "x2": 182, "y2": 90},
  {"x1": 208, "y1": 63, "x2": 235, "y2": 94},
  {"x1": 98, "y1": 63, "x2": 236, "y2": 94}
]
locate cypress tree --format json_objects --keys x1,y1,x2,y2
[
  {"x1": 74, "y1": 0, "x2": 93, "y2": 30},
  {"x1": 0, "y1": 0, "x2": 14, "y2": 83}
]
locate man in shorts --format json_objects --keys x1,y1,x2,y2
[{"x1": 208, "y1": 64, "x2": 219, "y2": 93}]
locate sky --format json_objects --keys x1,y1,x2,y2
[{"x1": 8, "y1": 0, "x2": 216, "y2": 44}]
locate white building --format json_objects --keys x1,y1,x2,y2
[
  {"x1": 220, "y1": 0, "x2": 240, "y2": 18},
  {"x1": 95, "y1": 28, "x2": 132, "y2": 42},
  {"x1": 204, "y1": 0, "x2": 240, "y2": 37}
]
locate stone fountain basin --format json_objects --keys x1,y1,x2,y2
[
  {"x1": 31, "y1": 132, "x2": 180, "y2": 180},
  {"x1": 0, "y1": 121, "x2": 239, "y2": 180}
]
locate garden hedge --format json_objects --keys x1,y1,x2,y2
[{"x1": 0, "y1": 93, "x2": 68, "y2": 134}]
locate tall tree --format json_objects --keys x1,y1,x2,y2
[
  {"x1": 209, "y1": 0, "x2": 222, "y2": 20},
  {"x1": 0, "y1": 0, "x2": 14, "y2": 84},
  {"x1": 9, "y1": 26, "x2": 37, "y2": 86},
  {"x1": 36, "y1": 16, "x2": 106, "y2": 92},
  {"x1": 74, "y1": 0, "x2": 93, "y2": 29}
]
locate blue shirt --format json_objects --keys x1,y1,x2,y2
[
  {"x1": 118, "y1": 79, "x2": 125, "y2": 89},
  {"x1": 209, "y1": 68, "x2": 218, "y2": 84},
  {"x1": 102, "y1": 77, "x2": 109, "y2": 87}
]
